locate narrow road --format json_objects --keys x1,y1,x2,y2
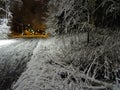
[
  {"x1": 0, "y1": 37, "x2": 67, "y2": 90},
  {"x1": 0, "y1": 39, "x2": 39, "y2": 90}
]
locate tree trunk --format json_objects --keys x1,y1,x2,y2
[{"x1": 87, "y1": 0, "x2": 96, "y2": 44}]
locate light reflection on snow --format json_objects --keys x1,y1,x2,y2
[{"x1": 0, "y1": 39, "x2": 17, "y2": 47}]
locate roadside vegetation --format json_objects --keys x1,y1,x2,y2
[{"x1": 47, "y1": 0, "x2": 120, "y2": 89}]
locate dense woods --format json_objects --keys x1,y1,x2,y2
[
  {"x1": 1, "y1": 0, "x2": 120, "y2": 33},
  {"x1": 48, "y1": 0, "x2": 120, "y2": 34},
  {"x1": 47, "y1": 0, "x2": 120, "y2": 89}
]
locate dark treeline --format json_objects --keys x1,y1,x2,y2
[
  {"x1": 11, "y1": 0, "x2": 49, "y2": 33},
  {"x1": 95, "y1": 0, "x2": 120, "y2": 28},
  {"x1": 48, "y1": 0, "x2": 120, "y2": 34}
]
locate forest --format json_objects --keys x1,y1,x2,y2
[{"x1": 0, "y1": 0, "x2": 120, "y2": 90}]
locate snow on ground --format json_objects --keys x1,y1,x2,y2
[
  {"x1": 0, "y1": 39, "x2": 18, "y2": 48},
  {"x1": 0, "y1": 34, "x2": 87, "y2": 90},
  {"x1": 11, "y1": 34, "x2": 87, "y2": 90},
  {"x1": 0, "y1": 39, "x2": 38, "y2": 90},
  {"x1": 0, "y1": 39, "x2": 39, "y2": 83},
  {"x1": 0, "y1": 34, "x2": 118, "y2": 90},
  {"x1": 12, "y1": 37, "x2": 68, "y2": 90}
]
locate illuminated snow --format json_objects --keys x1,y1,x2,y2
[{"x1": 0, "y1": 39, "x2": 17, "y2": 47}]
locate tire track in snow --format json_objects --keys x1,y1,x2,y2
[
  {"x1": 12, "y1": 36, "x2": 78, "y2": 90},
  {"x1": 0, "y1": 39, "x2": 39, "y2": 90},
  {"x1": 12, "y1": 37, "x2": 63, "y2": 90}
]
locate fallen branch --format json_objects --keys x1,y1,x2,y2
[
  {"x1": 51, "y1": 60, "x2": 115, "y2": 89},
  {"x1": 77, "y1": 73, "x2": 114, "y2": 88},
  {"x1": 79, "y1": 85, "x2": 106, "y2": 89}
]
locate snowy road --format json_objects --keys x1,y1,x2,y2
[
  {"x1": 0, "y1": 39, "x2": 39, "y2": 71},
  {"x1": 0, "y1": 37, "x2": 67, "y2": 90},
  {"x1": 0, "y1": 39, "x2": 40, "y2": 90}
]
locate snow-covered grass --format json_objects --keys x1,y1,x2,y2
[
  {"x1": 8, "y1": 35, "x2": 86, "y2": 90},
  {"x1": 55, "y1": 32, "x2": 120, "y2": 90},
  {"x1": 0, "y1": 31, "x2": 120, "y2": 90},
  {"x1": 10, "y1": 32, "x2": 119, "y2": 90}
]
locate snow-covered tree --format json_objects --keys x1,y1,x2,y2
[{"x1": 47, "y1": 0, "x2": 120, "y2": 34}]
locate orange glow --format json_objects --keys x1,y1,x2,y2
[{"x1": 33, "y1": 23, "x2": 46, "y2": 31}]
